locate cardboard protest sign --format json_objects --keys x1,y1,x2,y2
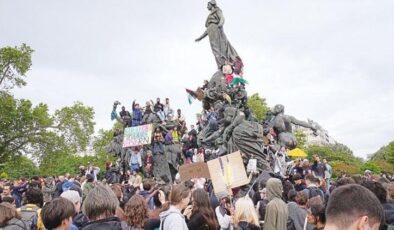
[
  {"x1": 207, "y1": 151, "x2": 250, "y2": 196},
  {"x1": 178, "y1": 162, "x2": 210, "y2": 181},
  {"x1": 122, "y1": 124, "x2": 153, "y2": 148}
]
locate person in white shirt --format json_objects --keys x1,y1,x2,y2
[{"x1": 215, "y1": 196, "x2": 234, "y2": 230}]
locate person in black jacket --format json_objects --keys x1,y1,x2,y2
[
  {"x1": 187, "y1": 188, "x2": 218, "y2": 230},
  {"x1": 105, "y1": 161, "x2": 121, "y2": 184},
  {"x1": 82, "y1": 184, "x2": 128, "y2": 230}
]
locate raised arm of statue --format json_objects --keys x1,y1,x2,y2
[
  {"x1": 195, "y1": 30, "x2": 208, "y2": 42},
  {"x1": 288, "y1": 115, "x2": 316, "y2": 131}
]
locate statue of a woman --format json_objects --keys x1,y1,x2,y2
[{"x1": 195, "y1": 0, "x2": 242, "y2": 71}]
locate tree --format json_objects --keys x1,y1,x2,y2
[
  {"x1": 247, "y1": 93, "x2": 269, "y2": 121},
  {"x1": 0, "y1": 92, "x2": 53, "y2": 161},
  {"x1": 0, "y1": 92, "x2": 95, "y2": 163},
  {"x1": 386, "y1": 141, "x2": 394, "y2": 163},
  {"x1": 53, "y1": 102, "x2": 95, "y2": 153},
  {"x1": 361, "y1": 160, "x2": 382, "y2": 174},
  {"x1": 305, "y1": 144, "x2": 361, "y2": 165},
  {"x1": 294, "y1": 129, "x2": 307, "y2": 149},
  {"x1": 0, "y1": 44, "x2": 33, "y2": 90},
  {"x1": 0, "y1": 155, "x2": 39, "y2": 179}
]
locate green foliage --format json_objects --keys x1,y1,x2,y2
[
  {"x1": 0, "y1": 172, "x2": 9, "y2": 179},
  {"x1": 54, "y1": 102, "x2": 95, "y2": 153},
  {"x1": 369, "y1": 141, "x2": 394, "y2": 162},
  {"x1": 0, "y1": 92, "x2": 53, "y2": 161},
  {"x1": 38, "y1": 128, "x2": 116, "y2": 176},
  {"x1": 374, "y1": 160, "x2": 394, "y2": 174},
  {"x1": 370, "y1": 146, "x2": 387, "y2": 161},
  {"x1": 1, "y1": 155, "x2": 39, "y2": 179},
  {"x1": 294, "y1": 129, "x2": 307, "y2": 149},
  {"x1": 0, "y1": 44, "x2": 33, "y2": 90},
  {"x1": 330, "y1": 161, "x2": 361, "y2": 178},
  {"x1": 305, "y1": 144, "x2": 361, "y2": 165},
  {"x1": 247, "y1": 93, "x2": 269, "y2": 121},
  {"x1": 361, "y1": 160, "x2": 382, "y2": 174},
  {"x1": 0, "y1": 92, "x2": 95, "y2": 163},
  {"x1": 386, "y1": 141, "x2": 394, "y2": 164},
  {"x1": 304, "y1": 144, "x2": 364, "y2": 177}
]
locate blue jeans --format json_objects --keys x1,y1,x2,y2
[{"x1": 130, "y1": 163, "x2": 140, "y2": 172}]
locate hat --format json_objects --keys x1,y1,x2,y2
[
  {"x1": 61, "y1": 190, "x2": 81, "y2": 204},
  {"x1": 62, "y1": 181, "x2": 74, "y2": 191},
  {"x1": 364, "y1": 170, "x2": 372, "y2": 175}
]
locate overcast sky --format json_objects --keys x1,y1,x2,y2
[{"x1": 1, "y1": 0, "x2": 393, "y2": 158}]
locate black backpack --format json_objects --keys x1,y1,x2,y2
[{"x1": 20, "y1": 205, "x2": 39, "y2": 230}]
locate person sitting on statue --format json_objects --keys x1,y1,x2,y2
[
  {"x1": 104, "y1": 161, "x2": 121, "y2": 185},
  {"x1": 143, "y1": 150, "x2": 154, "y2": 178},
  {"x1": 165, "y1": 128, "x2": 173, "y2": 144},
  {"x1": 157, "y1": 107, "x2": 166, "y2": 123},
  {"x1": 144, "y1": 101, "x2": 153, "y2": 115},
  {"x1": 202, "y1": 80, "x2": 209, "y2": 90},
  {"x1": 132, "y1": 100, "x2": 142, "y2": 127},
  {"x1": 163, "y1": 98, "x2": 173, "y2": 119},
  {"x1": 127, "y1": 169, "x2": 142, "y2": 189},
  {"x1": 119, "y1": 106, "x2": 131, "y2": 125},
  {"x1": 129, "y1": 147, "x2": 142, "y2": 172},
  {"x1": 154, "y1": 97, "x2": 164, "y2": 113},
  {"x1": 152, "y1": 127, "x2": 165, "y2": 154},
  {"x1": 172, "y1": 126, "x2": 180, "y2": 143}
]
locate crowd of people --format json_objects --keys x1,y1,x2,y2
[
  {"x1": 1, "y1": 154, "x2": 394, "y2": 230},
  {"x1": 2, "y1": 97, "x2": 394, "y2": 230}
]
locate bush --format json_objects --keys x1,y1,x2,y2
[
  {"x1": 330, "y1": 161, "x2": 361, "y2": 178},
  {"x1": 361, "y1": 160, "x2": 383, "y2": 174},
  {"x1": 0, "y1": 172, "x2": 9, "y2": 179}
]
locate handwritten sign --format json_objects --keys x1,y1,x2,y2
[
  {"x1": 207, "y1": 151, "x2": 250, "y2": 196},
  {"x1": 122, "y1": 124, "x2": 153, "y2": 148},
  {"x1": 179, "y1": 162, "x2": 210, "y2": 181}
]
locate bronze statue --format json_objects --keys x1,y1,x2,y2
[
  {"x1": 268, "y1": 104, "x2": 317, "y2": 150},
  {"x1": 195, "y1": 0, "x2": 243, "y2": 71}
]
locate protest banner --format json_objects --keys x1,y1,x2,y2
[
  {"x1": 122, "y1": 124, "x2": 153, "y2": 148},
  {"x1": 178, "y1": 162, "x2": 211, "y2": 181},
  {"x1": 206, "y1": 151, "x2": 249, "y2": 196}
]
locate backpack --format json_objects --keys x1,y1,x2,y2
[
  {"x1": 20, "y1": 205, "x2": 39, "y2": 230},
  {"x1": 307, "y1": 187, "x2": 324, "y2": 200}
]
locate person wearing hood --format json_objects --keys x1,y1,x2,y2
[
  {"x1": 264, "y1": 178, "x2": 288, "y2": 230},
  {"x1": 159, "y1": 182, "x2": 191, "y2": 230}
]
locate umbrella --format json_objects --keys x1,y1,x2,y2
[{"x1": 288, "y1": 148, "x2": 307, "y2": 157}]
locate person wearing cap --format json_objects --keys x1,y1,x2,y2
[
  {"x1": 61, "y1": 190, "x2": 81, "y2": 214},
  {"x1": 61, "y1": 190, "x2": 82, "y2": 230}
]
